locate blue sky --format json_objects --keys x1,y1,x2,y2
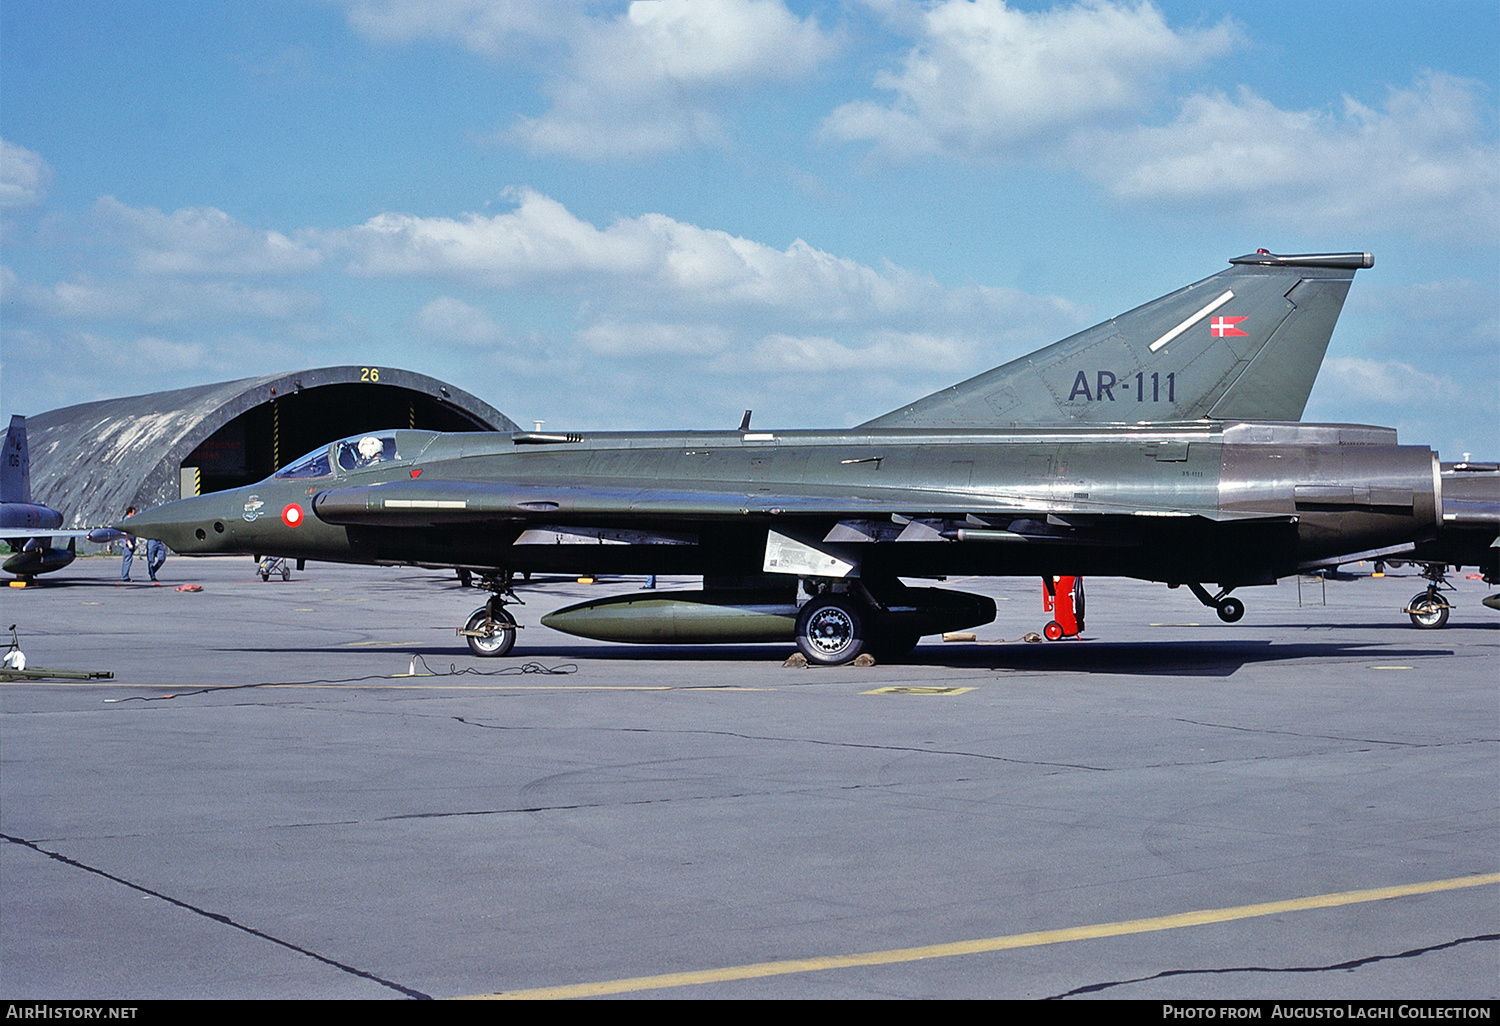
[{"x1": 2, "y1": 1, "x2": 1496, "y2": 459}]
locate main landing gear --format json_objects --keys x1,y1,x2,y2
[
  {"x1": 1404, "y1": 563, "x2": 1453, "y2": 630},
  {"x1": 458, "y1": 572, "x2": 523, "y2": 657},
  {"x1": 793, "y1": 585, "x2": 921, "y2": 666},
  {"x1": 1182, "y1": 582, "x2": 1246, "y2": 623},
  {"x1": 797, "y1": 595, "x2": 866, "y2": 665}
]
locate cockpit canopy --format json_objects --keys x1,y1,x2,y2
[{"x1": 275, "y1": 431, "x2": 404, "y2": 480}]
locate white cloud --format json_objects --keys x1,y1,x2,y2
[
  {"x1": 6, "y1": 188, "x2": 1091, "y2": 430},
  {"x1": 736, "y1": 329, "x2": 975, "y2": 374},
  {"x1": 518, "y1": 0, "x2": 839, "y2": 157},
  {"x1": 0, "y1": 138, "x2": 52, "y2": 207},
  {"x1": 10, "y1": 189, "x2": 1084, "y2": 416},
  {"x1": 323, "y1": 188, "x2": 655, "y2": 281},
  {"x1": 616, "y1": 0, "x2": 835, "y2": 85},
  {"x1": 2, "y1": 324, "x2": 319, "y2": 414},
  {"x1": 580, "y1": 319, "x2": 733, "y2": 356},
  {"x1": 409, "y1": 295, "x2": 508, "y2": 346},
  {"x1": 7, "y1": 271, "x2": 320, "y2": 324},
  {"x1": 1321, "y1": 356, "x2": 1466, "y2": 406},
  {"x1": 1076, "y1": 73, "x2": 1500, "y2": 245},
  {"x1": 94, "y1": 197, "x2": 323, "y2": 275},
  {"x1": 344, "y1": 0, "x2": 837, "y2": 157},
  {"x1": 316, "y1": 189, "x2": 1089, "y2": 427},
  {"x1": 825, "y1": 0, "x2": 1235, "y2": 157},
  {"x1": 321, "y1": 188, "x2": 1082, "y2": 332}
]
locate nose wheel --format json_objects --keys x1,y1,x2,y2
[
  {"x1": 458, "y1": 573, "x2": 524, "y2": 656},
  {"x1": 1407, "y1": 592, "x2": 1450, "y2": 629},
  {"x1": 463, "y1": 605, "x2": 517, "y2": 656},
  {"x1": 1404, "y1": 563, "x2": 1455, "y2": 630}
]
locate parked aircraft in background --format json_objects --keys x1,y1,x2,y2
[
  {"x1": 117, "y1": 251, "x2": 1497, "y2": 662},
  {"x1": 1, "y1": 416, "x2": 101, "y2": 580}
]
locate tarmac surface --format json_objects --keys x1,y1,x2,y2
[{"x1": 2, "y1": 555, "x2": 1496, "y2": 999}]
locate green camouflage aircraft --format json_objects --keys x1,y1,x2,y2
[{"x1": 120, "y1": 251, "x2": 1498, "y2": 664}]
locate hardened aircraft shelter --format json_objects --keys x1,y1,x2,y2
[{"x1": 22, "y1": 366, "x2": 515, "y2": 531}]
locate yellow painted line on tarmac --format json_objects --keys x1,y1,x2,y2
[
  {"x1": 863, "y1": 686, "x2": 974, "y2": 696},
  {"x1": 470, "y1": 872, "x2": 1500, "y2": 1000}
]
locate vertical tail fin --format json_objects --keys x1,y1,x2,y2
[
  {"x1": 862, "y1": 251, "x2": 1373, "y2": 428},
  {"x1": 2, "y1": 415, "x2": 31, "y2": 504}
]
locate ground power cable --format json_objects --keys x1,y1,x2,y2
[{"x1": 102, "y1": 657, "x2": 578, "y2": 702}]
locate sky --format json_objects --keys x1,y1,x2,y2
[{"x1": 2, "y1": 0, "x2": 1496, "y2": 460}]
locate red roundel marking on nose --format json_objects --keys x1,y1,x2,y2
[{"x1": 282, "y1": 503, "x2": 304, "y2": 527}]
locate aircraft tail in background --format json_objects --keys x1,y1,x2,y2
[{"x1": 3, "y1": 415, "x2": 32, "y2": 504}]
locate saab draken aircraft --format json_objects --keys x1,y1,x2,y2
[{"x1": 119, "y1": 251, "x2": 1499, "y2": 663}]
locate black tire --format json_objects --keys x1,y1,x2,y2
[
  {"x1": 795, "y1": 596, "x2": 866, "y2": 665},
  {"x1": 465, "y1": 606, "x2": 517, "y2": 657},
  {"x1": 1043, "y1": 620, "x2": 1064, "y2": 641},
  {"x1": 1216, "y1": 597, "x2": 1245, "y2": 623},
  {"x1": 1408, "y1": 591, "x2": 1450, "y2": 629}
]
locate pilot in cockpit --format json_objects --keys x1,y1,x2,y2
[{"x1": 356, "y1": 435, "x2": 383, "y2": 466}]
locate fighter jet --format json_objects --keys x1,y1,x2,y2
[
  {"x1": 119, "y1": 250, "x2": 1496, "y2": 663},
  {"x1": 1, "y1": 415, "x2": 98, "y2": 579}
]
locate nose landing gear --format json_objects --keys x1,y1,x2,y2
[
  {"x1": 1404, "y1": 563, "x2": 1454, "y2": 629},
  {"x1": 459, "y1": 572, "x2": 524, "y2": 656}
]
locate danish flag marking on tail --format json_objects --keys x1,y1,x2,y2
[{"x1": 1211, "y1": 316, "x2": 1248, "y2": 337}]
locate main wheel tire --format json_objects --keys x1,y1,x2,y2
[
  {"x1": 466, "y1": 606, "x2": 517, "y2": 657},
  {"x1": 1408, "y1": 591, "x2": 1450, "y2": 629},
  {"x1": 1216, "y1": 597, "x2": 1245, "y2": 623},
  {"x1": 795, "y1": 596, "x2": 866, "y2": 665}
]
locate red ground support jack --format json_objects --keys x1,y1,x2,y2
[{"x1": 1042, "y1": 575, "x2": 1085, "y2": 640}]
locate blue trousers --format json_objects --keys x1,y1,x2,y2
[{"x1": 146, "y1": 540, "x2": 166, "y2": 581}]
